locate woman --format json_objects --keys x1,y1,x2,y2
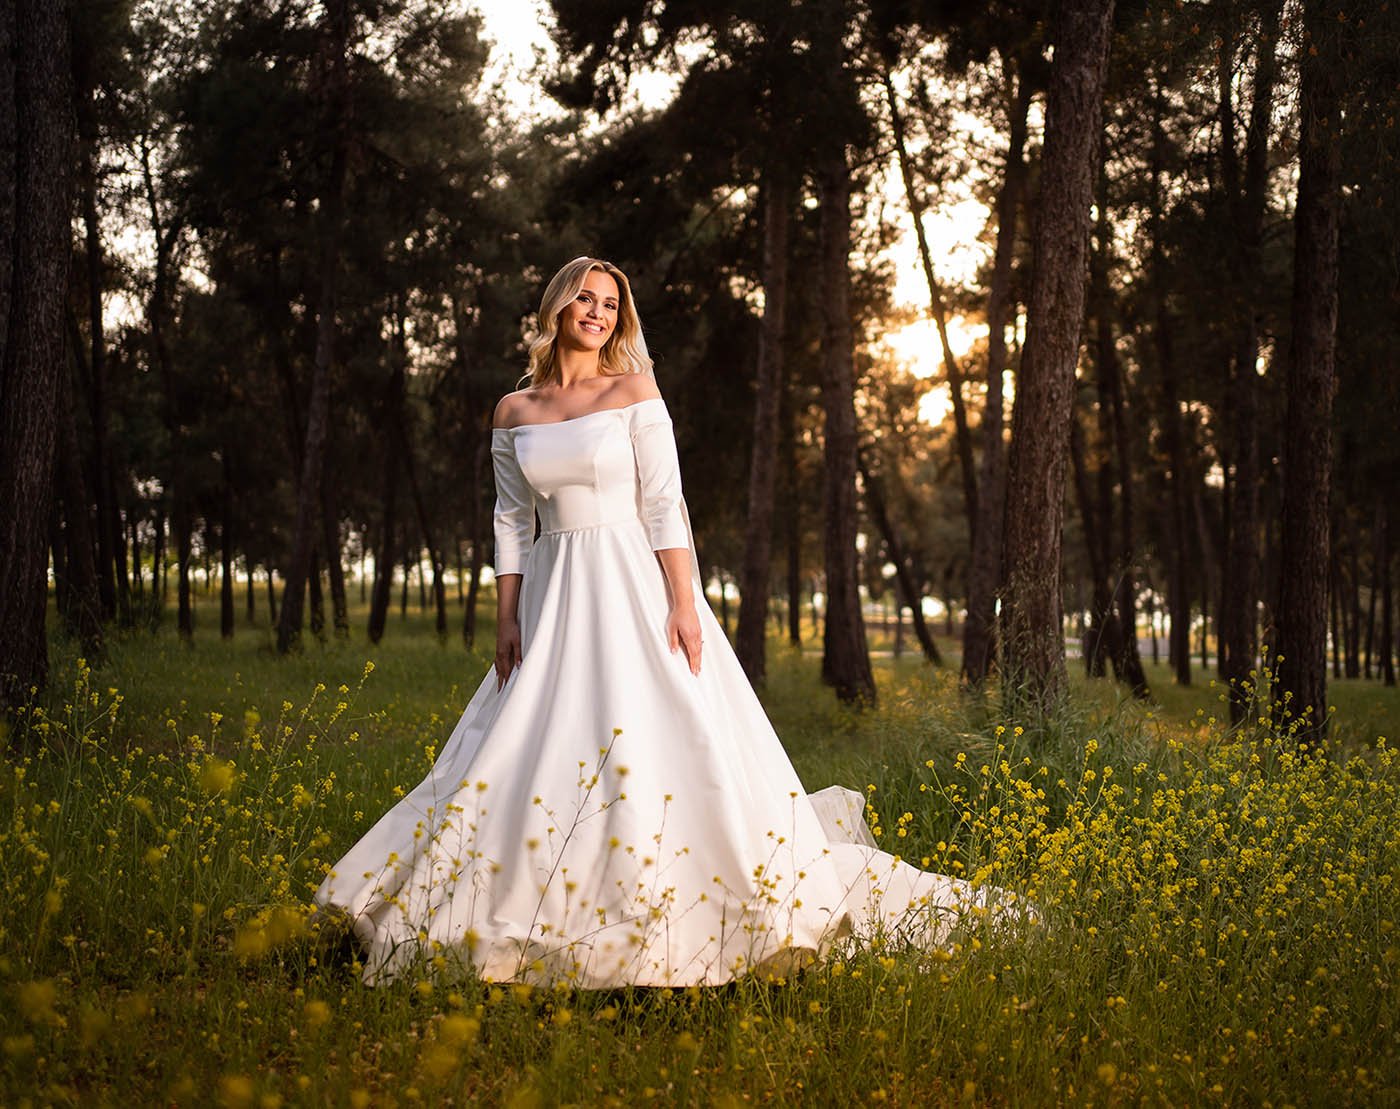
[{"x1": 316, "y1": 257, "x2": 1012, "y2": 987}]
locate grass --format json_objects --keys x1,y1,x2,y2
[{"x1": 1, "y1": 594, "x2": 1397, "y2": 1105}]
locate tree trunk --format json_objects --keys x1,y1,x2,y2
[
  {"x1": 149, "y1": 505, "x2": 165, "y2": 626},
  {"x1": 76, "y1": 79, "x2": 119, "y2": 623},
  {"x1": 963, "y1": 61, "x2": 1031, "y2": 687},
  {"x1": 1090, "y1": 170, "x2": 1150, "y2": 698},
  {"x1": 782, "y1": 387, "x2": 802, "y2": 647},
  {"x1": 858, "y1": 452, "x2": 941, "y2": 665},
  {"x1": 1000, "y1": 0, "x2": 1115, "y2": 717},
  {"x1": 735, "y1": 166, "x2": 792, "y2": 684},
  {"x1": 266, "y1": 563, "x2": 277, "y2": 625},
  {"x1": 1147, "y1": 81, "x2": 1192, "y2": 687},
  {"x1": 1069, "y1": 396, "x2": 1119, "y2": 678},
  {"x1": 1276, "y1": 0, "x2": 1341, "y2": 739},
  {"x1": 0, "y1": 0, "x2": 74, "y2": 705},
  {"x1": 816, "y1": 148, "x2": 876, "y2": 705},
  {"x1": 55, "y1": 347, "x2": 103, "y2": 656},
  {"x1": 277, "y1": 0, "x2": 349, "y2": 654},
  {"x1": 245, "y1": 556, "x2": 255, "y2": 624},
  {"x1": 463, "y1": 431, "x2": 489, "y2": 649},
  {"x1": 175, "y1": 502, "x2": 193, "y2": 640},
  {"x1": 1380, "y1": 497, "x2": 1395, "y2": 687},
  {"x1": 1219, "y1": 0, "x2": 1280, "y2": 721},
  {"x1": 882, "y1": 61, "x2": 977, "y2": 532},
  {"x1": 321, "y1": 474, "x2": 348, "y2": 636},
  {"x1": 1329, "y1": 549, "x2": 1342, "y2": 679},
  {"x1": 1366, "y1": 508, "x2": 1380, "y2": 680},
  {"x1": 220, "y1": 474, "x2": 234, "y2": 639}
]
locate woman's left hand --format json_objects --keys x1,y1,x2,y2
[{"x1": 666, "y1": 603, "x2": 703, "y2": 675}]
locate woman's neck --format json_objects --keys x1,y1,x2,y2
[{"x1": 554, "y1": 345, "x2": 602, "y2": 388}]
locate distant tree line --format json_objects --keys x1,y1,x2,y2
[{"x1": 1, "y1": 0, "x2": 1396, "y2": 739}]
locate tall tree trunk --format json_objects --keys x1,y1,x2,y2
[
  {"x1": 816, "y1": 148, "x2": 876, "y2": 704},
  {"x1": 321, "y1": 473, "x2": 348, "y2": 636},
  {"x1": 55, "y1": 347, "x2": 103, "y2": 656},
  {"x1": 1329, "y1": 549, "x2": 1342, "y2": 679},
  {"x1": 735, "y1": 167, "x2": 791, "y2": 684},
  {"x1": 75, "y1": 77, "x2": 118, "y2": 622},
  {"x1": 463, "y1": 431, "x2": 489, "y2": 649},
  {"x1": 782, "y1": 386, "x2": 802, "y2": 647},
  {"x1": 858, "y1": 452, "x2": 941, "y2": 665},
  {"x1": 1380, "y1": 497, "x2": 1395, "y2": 687},
  {"x1": 1219, "y1": 0, "x2": 1280, "y2": 721},
  {"x1": 1148, "y1": 80, "x2": 1192, "y2": 687},
  {"x1": 0, "y1": 0, "x2": 74, "y2": 705},
  {"x1": 1069, "y1": 397, "x2": 1119, "y2": 678},
  {"x1": 220, "y1": 464, "x2": 234, "y2": 639},
  {"x1": 963, "y1": 61, "x2": 1031, "y2": 686},
  {"x1": 175, "y1": 502, "x2": 193, "y2": 640},
  {"x1": 1276, "y1": 0, "x2": 1341, "y2": 739},
  {"x1": 1366, "y1": 509, "x2": 1380, "y2": 680},
  {"x1": 278, "y1": 0, "x2": 349, "y2": 653},
  {"x1": 1093, "y1": 170, "x2": 1150, "y2": 697},
  {"x1": 882, "y1": 60, "x2": 977, "y2": 531},
  {"x1": 109, "y1": 474, "x2": 130, "y2": 625},
  {"x1": 245, "y1": 556, "x2": 255, "y2": 624},
  {"x1": 149, "y1": 505, "x2": 165, "y2": 626},
  {"x1": 1000, "y1": 0, "x2": 1115, "y2": 717}
]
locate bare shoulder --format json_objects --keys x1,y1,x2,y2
[
  {"x1": 492, "y1": 389, "x2": 533, "y2": 429},
  {"x1": 608, "y1": 372, "x2": 662, "y2": 407}
]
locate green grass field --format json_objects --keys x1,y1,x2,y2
[{"x1": 2, "y1": 594, "x2": 1397, "y2": 1105}]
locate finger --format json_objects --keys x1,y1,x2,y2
[{"x1": 668, "y1": 623, "x2": 679, "y2": 653}]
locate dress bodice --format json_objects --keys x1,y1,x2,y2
[
  {"x1": 513, "y1": 407, "x2": 642, "y2": 534},
  {"x1": 490, "y1": 396, "x2": 691, "y2": 575}
]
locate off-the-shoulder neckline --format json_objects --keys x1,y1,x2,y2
[{"x1": 491, "y1": 396, "x2": 666, "y2": 433}]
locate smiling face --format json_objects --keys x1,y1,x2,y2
[{"x1": 556, "y1": 269, "x2": 620, "y2": 354}]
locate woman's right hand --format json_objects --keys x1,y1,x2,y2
[{"x1": 494, "y1": 619, "x2": 522, "y2": 691}]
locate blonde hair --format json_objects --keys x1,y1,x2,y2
[{"x1": 523, "y1": 257, "x2": 652, "y2": 387}]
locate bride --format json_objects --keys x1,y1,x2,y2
[{"x1": 316, "y1": 256, "x2": 1016, "y2": 987}]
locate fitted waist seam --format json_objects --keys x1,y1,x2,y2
[{"x1": 537, "y1": 516, "x2": 642, "y2": 538}]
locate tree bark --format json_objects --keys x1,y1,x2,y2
[
  {"x1": 1380, "y1": 496, "x2": 1395, "y2": 687},
  {"x1": 1219, "y1": 0, "x2": 1281, "y2": 721},
  {"x1": 735, "y1": 167, "x2": 792, "y2": 684},
  {"x1": 220, "y1": 461, "x2": 234, "y2": 639},
  {"x1": 278, "y1": 0, "x2": 349, "y2": 653},
  {"x1": 817, "y1": 148, "x2": 876, "y2": 705},
  {"x1": 0, "y1": 0, "x2": 74, "y2": 704},
  {"x1": 999, "y1": 0, "x2": 1115, "y2": 717},
  {"x1": 1069, "y1": 394, "x2": 1119, "y2": 678},
  {"x1": 463, "y1": 432, "x2": 489, "y2": 649},
  {"x1": 882, "y1": 61, "x2": 977, "y2": 531},
  {"x1": 1276, "y1": 0, "x2": 1341, "y2": 740},
  {"x1": 321, "y1": 472, "x2": 348, "y2": 636},
  {"x1": 963, "y1": 61, "x2": 1031, "y2": 687},
  {"x1": 55, "y1": 345, "x2": 104, "y2": 656},
  {"x1": 75, "y1": 74, "x2": 119, "y2": 623},
  {"x1": 174, "y1": 502, "x2": 193, "y2": 640},
  {"x1": 858, "y1": 452, "x2": 941, "y2": 665},
  {"x1": 1147, "y1": 81, "x2": 1192, "y2": 687},
  {"x1": 782, "y1": 386, "x2": 802, "y2": 647}
]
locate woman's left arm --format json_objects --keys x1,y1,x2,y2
[{"x1": 630, "y1": 394, "x2": 703, "y2": 675}]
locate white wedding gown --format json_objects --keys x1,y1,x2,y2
[{"x1": 316, "y1": 396, "x2": 1008, "y2": 987}]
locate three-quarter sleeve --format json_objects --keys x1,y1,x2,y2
[
  {"x1": 629, "y1": 399, "x2": 691, "y2": 552},
  {"x1": 491, "y1": 430, "x2": 535, "y2": 575}
]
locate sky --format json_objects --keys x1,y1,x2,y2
[{"x1": 474, "y1": 2, "x2": 994, "y2": 426}]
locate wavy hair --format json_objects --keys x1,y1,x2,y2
[{"x1": 523, "y1": 257, "x2": 652, "y2": 387}]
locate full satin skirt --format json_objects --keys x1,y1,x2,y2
[{"x1": 316, "y1": 518, "x2": 1001, "y2": 987}]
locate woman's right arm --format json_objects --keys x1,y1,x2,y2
[{"x1": 491, "y1": 403, "x2": 535, "y2": 690}]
